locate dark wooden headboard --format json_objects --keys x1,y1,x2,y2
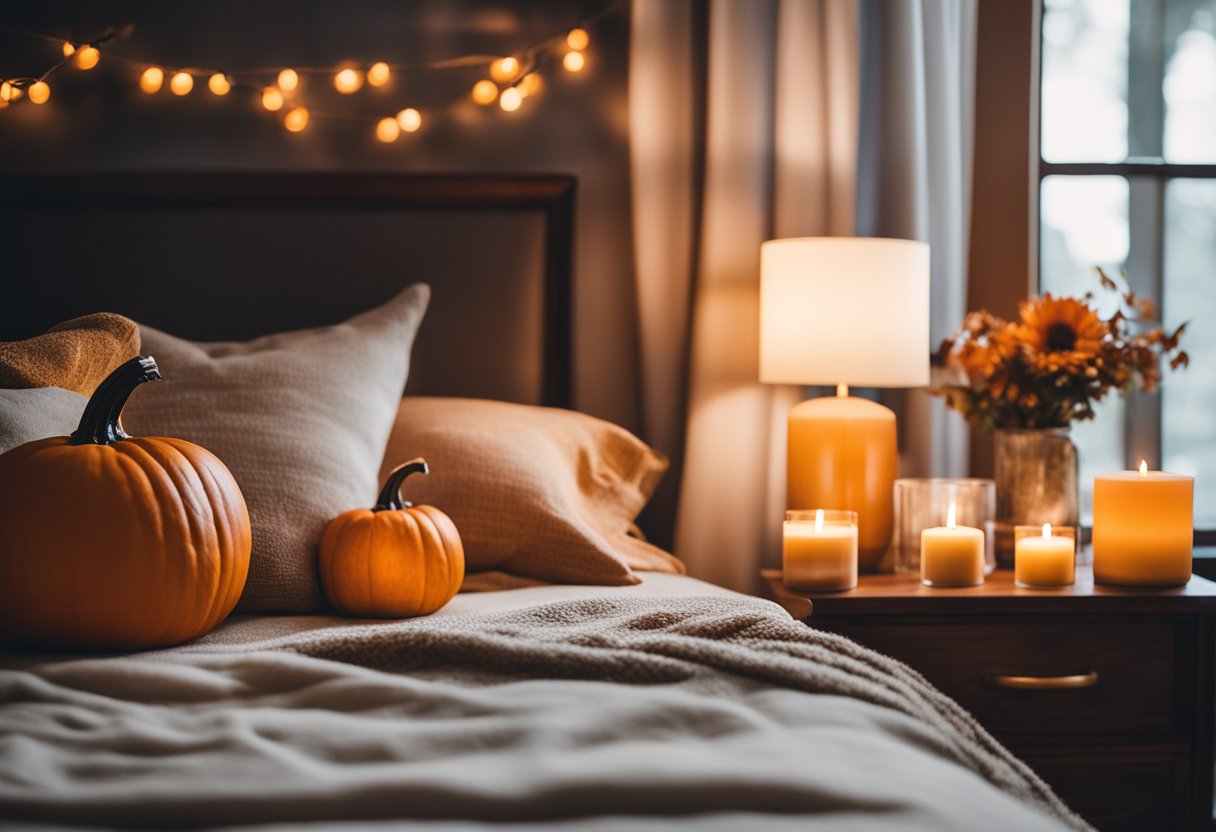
[{"x1": 0, "y1": 173, "x2": 574, "y2": 407}]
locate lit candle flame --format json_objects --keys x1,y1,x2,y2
[
  {"x1": 946, "y1": 501, "x2": 956, "y2": 529},
  {"x1": 1139, "y1": 459, "x2": 1148, "y2": 477},
  {"x1": 814, "y1": 509, "x2": 824, "y2": 533},
  {"x1": 1042, "y1": 522, "x2": 1052, "y2": 538}
]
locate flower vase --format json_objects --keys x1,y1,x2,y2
[{"x1": 992, "y1": 428, "x2": 1079, "y2": 568}]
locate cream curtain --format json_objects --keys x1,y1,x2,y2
[
  {"x1": 630, "y1": 0, "x2": 976, "y2": 592},
  {"x1": 631, "y1": 0, "x2": 859, "y2": 591}
]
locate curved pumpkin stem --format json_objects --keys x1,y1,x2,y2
[
  {"x1": 69, "y1": 355, "x2": 162, "y2": 446},
  {"x1": 374, "y1": 458, "x2": 429, "y2": 511}
]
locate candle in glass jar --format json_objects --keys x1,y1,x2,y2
[
  {"x1": 783, "y1": 509, "x2": 858, "y2": 591},
  {"x1": 921, "y1": 501, "x2": 985, "y2": 587},
  {"x1": 1093, "y1": 460, "x2": 1193, "y2": 587},
  {"x1": 1015, "y1": 523, "x2": 1076, "y2": 588}
]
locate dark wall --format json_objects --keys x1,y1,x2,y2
[{"x1": 0, "y1": 0, "x2": 640, "y2": 431}]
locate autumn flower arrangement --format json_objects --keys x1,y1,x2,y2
[{"x1": 931, "y1": 268, "x2": 1189, "y2": 431}]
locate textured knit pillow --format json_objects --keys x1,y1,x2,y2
[
  {"x1": 0, "y1": 313, "x2": 141, "y2": 395},
  {"x1": 0, "y1": 387, "x2": 87, "y2": 454},
  {"x1": 123, "y1": 284, "x2": 430, "y2": 612},
  {"x1": 379, "y1": 397, "x2": 684, "y2": 590}
]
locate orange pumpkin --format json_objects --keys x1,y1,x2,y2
[
  {"x1": 320, "y1": 459, "x2": 464, "y2": 617},
  {"x1": 0, "y1": 356, "x2": 251, "y2": 650}
]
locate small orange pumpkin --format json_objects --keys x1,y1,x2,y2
[
  {"x1": 0, "y1": 356, "x2": 251, "y2": 650},
  {"x1": 320, "y1": 459, "x2": 464, "y2": 617}
]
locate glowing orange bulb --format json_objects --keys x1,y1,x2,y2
[
  {"x1": 375, "y1": 117, "x2": 400, "y2": 143},
  {"x1": 566, "y1": 28, "x2": 589, "y2": 50},
  {"x1": 0, "y1": 81, "x2": 17, "y2": 101},
  {"x1": 62, "y1": 42, "x2": 75, "y2": 57},
  {"x1": 284, "y1": 107, "x2": 309, "y2": 132},
  {"x1": 334, "y1": 67, "x2": 363, "y2": 94},
  {"x1": 277, "y1": 68, "x2": 298, "y2": 91},
  {"x1": 208, "y1": 73, "x2": 231, "y2": 96},
  {"x1": 396, "y1": 107, "x2": 421, "y2": 132},
  {"x1": 261, "y1": 87, "x2": 284, "y2": 111},
  {"x1": 27, "y1": 81, "x2": 50, "y2": 104},
  {"x1": 169, "y1": 71, "x2": 194, "y2": 96},
  {"x1": 75, "y1": 45, "x2": 100, "y2": 70},
  {"x1": 563, "y1": 51, "x2": 585, "y2": 72},
  {"x1": 499, "y1": 86, "x2": 522, "y2": 112},
  {"x1": 367, "y1": 61, "x2": 390, "y2": 87},
  {"x1": 517, "y1": 73, "x2": 542, "y2": 98},
  {"x1": 489, "y1": 57, "x2": 520, "y2": 83},
  {"x1": 138, "y1": 67, "x2": 163, "y2": 93},
  {"x1": 471, "y1": 79, "x2": 498, "y2": 105}
]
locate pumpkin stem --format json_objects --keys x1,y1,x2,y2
[
  {"x1": 69, "y1": 355, "x2": 162, "y2": 446},
  {"x1": 374, "y1": 458, "x2": 429, "y2": 511}
]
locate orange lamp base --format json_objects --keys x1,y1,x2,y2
[{"x1": 786, "y1": 394, "x2": 896, "y2": 571}]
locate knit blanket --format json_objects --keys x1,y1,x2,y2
[{"x1": 0, "y1": 595, "x2": 1090, "y2": 831}]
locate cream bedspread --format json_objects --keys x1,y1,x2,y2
[{"x1": 0, "y1": 590, "x2": 1090, "y2": 831}]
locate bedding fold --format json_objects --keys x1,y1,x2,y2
[{"x1": 0, "y1": 594, "x2": 1089, "y2": 831}]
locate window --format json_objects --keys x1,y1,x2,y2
[{"x1": 1038, "y1": 0, "x2": 1216, "y2": 531}]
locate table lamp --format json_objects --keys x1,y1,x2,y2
[{"x1": 760, "y1": 237, "x2": 930, "y2": 570}]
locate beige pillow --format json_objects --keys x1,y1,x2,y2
[
  {"x1": 123, "y1": 284, "x2": 430, "y2": 612},
  {"x1": 0, "y1": 387, "x2": 88, "y2": 454},
  {"x1": 379, "y1": 397, "x2": 684, "y2": 589}
]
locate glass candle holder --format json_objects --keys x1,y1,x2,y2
[
  {"x1": 1014, "y1": 524, "x2": 1077, "y2": 588},
  {"x1": 783, "y1": 509, "x2": 858, "y2": 592},
  {"x1": 894, "y1": 478, "x2": 996, "y2": 576}
]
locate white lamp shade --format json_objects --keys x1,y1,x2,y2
[{"x1": 760, "y1": 237, "x2": 930, "y2": 387}]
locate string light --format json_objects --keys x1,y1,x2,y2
[
  {"x1": 333, "y1": 67, "x2": 363, "y2": 94},
  {"x1": 62, "y1": 42, "x2": 76, "y2": 57},
  {"x1": 284, "y1": 107, "x2": 309, "y2": 132},
  {"x1": 499, "y1": 86, "x2": 522, "y2": 112},
  {"x1": 169, "y1": 71, "x2": 193, "y2": 95},
  {"x1": 471, "y1": 79, "x2": 498, "y2": 105},
  {"x1": 517, "y1": 73, "x2": 543, "y2": 98},
  {"x1": 139, "y1": 66, "x2": 163, "y2": 93},
  {"x1": 27, "y1": 81, "x2": 50, "y2": 104},
  {"x1": 261, "y1": 86, "x2": 284, "y2": 111},
  {"x1": 563, "y1": 51, "x2": 585, "y2": 72},
  {"x1": 375, "y1": 116, "x2": 400, "y2": 142},
  {"x1": 208, "y1": 73, "x2": 231, "y2": 96},
  {"x1": 396, "y1": 107, "x2": 421, "y2": 132},
  {"x1": 0, "y1": 81, "x2": 20, "y2": 102},
  {"x1": 76, "y1": 45, "x2": 101, "y2": 70},
  {"x1": 566, "y1": 28, "x2": 590, "y2": 50},
  {"x1": 277, "y1": 68, "x2": 298, "y2": 91},
  {"x1": 367, "y1": 62, "x2": 390, "y2": 87},
  {"x1": 489, "y1": 57, "x2": 519, "y2": 83}
]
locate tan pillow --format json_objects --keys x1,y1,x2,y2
[
  {"x1": 379, "y1": 397, "x2": 684, "y2": 589},
  {"x1": 123, "y1": 284, "x2": 430, "y2": 612},
  {"x1": 0, "y1": 313, "x2": 140, "y2": 395}
]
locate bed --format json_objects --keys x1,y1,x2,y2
[{"x1": 0, "y1": 174, "x2": 1087, "y2": 831}]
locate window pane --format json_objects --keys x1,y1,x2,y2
[
  {"x1": 1164, "y1": 0, "x2": 1216, "y2": 162},
  {"x1": 1040, "y1": 175, "x2": 1130, "y2": 522},
  {"x1": 1041, "y1": 0, "x2": 1129, "y2": 163},
  {"x1": 1163, "y1": 179, "x2": 1216, "y2": 524}
]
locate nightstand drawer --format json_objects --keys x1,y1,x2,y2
[{"x1": 818, "y1": 618, "x2": 1184, "y2": 735}]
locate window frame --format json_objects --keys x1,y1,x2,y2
[{"x1": 1034, "y1": 0, "x2": 1216, "y2": 541}]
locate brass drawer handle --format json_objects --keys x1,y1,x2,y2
[{"x1": 986, "y1": 671, "x2": 1099, "y2": 691}]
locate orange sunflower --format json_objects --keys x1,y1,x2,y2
[{"x1": 1014, "y1": 294, "x2": 1108, "y2": 368}]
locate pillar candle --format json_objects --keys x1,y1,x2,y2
[
  {"x1": 1015, "y1": 523, "x2": 1075, "y2": 588},
  {"x1": 1093, "y1": 461, "x2": 1193, "y2": 587},
  {"x1": 783, "y1": 509, "x2": 858, "y2": 591},
  {"x1": 921, "y1": 502, "x2": 985, "y2": 587}
]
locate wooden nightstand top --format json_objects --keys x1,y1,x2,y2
[{"x1": 762, "y1": 566, "x2": 1216, "y2": 619}]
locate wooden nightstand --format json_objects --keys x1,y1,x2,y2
[{"x1": 762, "y1": 566, "x2": 1216, "y2": 832}]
